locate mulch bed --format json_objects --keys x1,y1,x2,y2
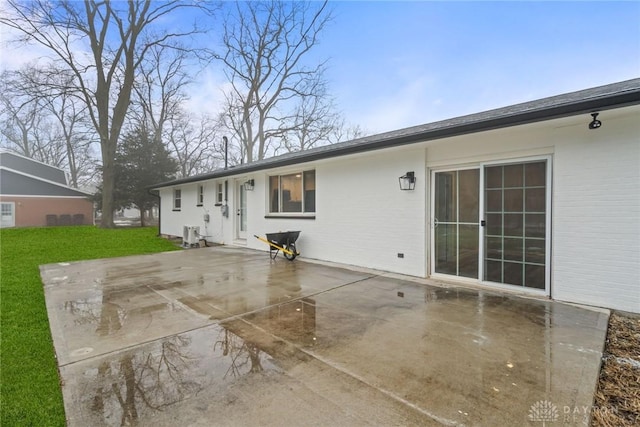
[{"x1": 592, "y1": 312, "x2": 640, "y2": 426}]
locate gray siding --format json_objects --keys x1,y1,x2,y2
[
  {"x1": 0, "y1": 152, "x2": 67, "y2": 184},
  {"x1": 0, "y1": 169, "x2": 88, "y2": 197}
]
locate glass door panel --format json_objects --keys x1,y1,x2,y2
[
  {"x1": 482, "y1": 160, "x2": 547, "y2": 290},
  {"x1": 434, "y1": 169, "x2": 479, "y2": 278},
  {"x1": 459, "y1": 224, "x2": 479, "y2": 278},
  {"x1": 236, "y1": 182, "x2": 247, "y2": 239},
  {"x1": 435, "y1": 224, "x2": 457, "y2": 275}
]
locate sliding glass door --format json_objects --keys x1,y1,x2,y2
[
  {"x1": 483, "y1": 160, "x2": 547, "y2": 289},
  {"x1": 431, "y1": 158, "x2": 549, "y2": 292},
  {"x1": 433, "y1": 169, "x2": 479, "y2": 278}
]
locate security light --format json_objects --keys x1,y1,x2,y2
[{"x1": 588, "y1": 113, "x2": 602, "y2": 130}]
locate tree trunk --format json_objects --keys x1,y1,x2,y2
[{"x1": 100, "y1": 138, "x2": 116, "y2": 228}]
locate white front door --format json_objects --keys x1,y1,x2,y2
[
  {"x1": 1, "y1": 202, "x2": 15, "y2": 228},
  {"x1": 236, "y1": 181, "x2": 247, "y2": 240}
]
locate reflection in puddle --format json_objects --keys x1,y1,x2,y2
[
  {"x1": 89, "y1": 335, "x2": 196, "y2": 426},
  {"x1": 78, "y1": 325, "x2": 280, "y2": 426},
  {"x1": 49, "y1": 254, "x2": 606, "y2": 426},
  {"x1": 215, "y1": 329, "x2": 264, "y2": 377}
]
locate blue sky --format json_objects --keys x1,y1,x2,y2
[
  {"x1": 2, "y1": 1, "x2": 638, "y2": 137},
  {"x1": 295, "y1": 1, "x2": 640, "y2": 134}
]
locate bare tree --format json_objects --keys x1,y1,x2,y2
[
  {"x1": 44, "y1": 87, "x2": 96, "y2": 188},
  {"x1": 215, "y1": 1, "x2": 332, "y2": 163},
  {"x1": 128, "y1": 43, "x2": 223, "y2": 178},
  {"x1": 130, "y1": 43, "x2": 192, "y2": 145},
  {"x1": 36, "y1": 67, "x2": 97, "y2": 188},
  {"x1": 0, "y1": 70, "x2": 44, "y2": 159},
  {"x1": 0, "y1": 66, "x2": 99, "y2": 188},
  {"x1": 280, "y1": 79, "x2": 339, "y2": 153},
  {"x1": 167, "y1": 111, "x2": 222, "y2": 178},
  {"x1": 326, "y1": 118, "x2": 366, "y2": 145},
  {"x1": 1, "y1": 0, "x2": 213, "y2": 227}
]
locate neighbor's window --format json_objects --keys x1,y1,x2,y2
[
  {"x1": 217, "y1": 183, "x2": 223, "y2": 204},
  {"x1": 1, "y1": 203, "x2": 12, "y2": 217},
  {"x1": 269, "y1": 170, "x2": 315, "y2": 214},
  {"x1": 197, "y1": 184, "x2": 204, "y2": 206},
  {"x1": 173, "y1": 188, "x2": 182, "y2": 210}
]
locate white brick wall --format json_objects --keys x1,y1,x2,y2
[
  {"x1": 244, "y1": 147, "x2": 427, "y2": 276},
  {"x1": 158, "y1": 105, "x2": 640, "y2": 312},
  {"x1": 552, "y1": 111, "x2": 640, "y2": 313},
  {"x1": 160, "y1": 180, "x2": 230, "y2": 243},
  {"x1": 425, "y1": 107, "x2": 640, "y2": 312}
]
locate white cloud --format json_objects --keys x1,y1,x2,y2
[{"x1": 184, "y1": 68, "x2": 230, "y2": 118}]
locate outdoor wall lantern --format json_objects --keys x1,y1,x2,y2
[
  {"x1": 399, "y1": 171, "x2": 416, "y2": 191},
  {"x1": 588, "y1": 112, "x2": 602, "y2": 130},
  {"x1": 243, "y1": 179, "x2": 255, "y2": 191}
]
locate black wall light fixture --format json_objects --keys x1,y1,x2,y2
[
  {"x1": 243, "y1": 179, "x2": 255, "y2": 191},
  {"x1": 399, "y1": 171, "x2": 416, "y2": 190},
  {"x1": 589, "y1": 112, "x2": 602, "y2": 130}
]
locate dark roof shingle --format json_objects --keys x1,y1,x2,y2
[{"x1": 152, "y1": 78, "x2": 640, "y2": 189}]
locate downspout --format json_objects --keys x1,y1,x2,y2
[{"x1": 147, "y1": 189, "x2": 161, "y2": 237}]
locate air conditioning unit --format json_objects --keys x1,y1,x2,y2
[{"x1": 183, "y1": 225, "x2": 200, "y2": 247}]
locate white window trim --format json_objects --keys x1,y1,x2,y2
[
  {"x1": 197, "y1": 184, "x2": 204, "y2": 206},
  {"x1": 173, "y1": 188, "x2": 182, "y2": 211},
  {"x1": 1, "y1": 201, "x2": 15, "y2": 228},
  {"x1": 267, "y1": 170, "x2": 316, "y2": 217},
  {"x1": 216, "y1": 183, "x2": 223, "y2": 204}
]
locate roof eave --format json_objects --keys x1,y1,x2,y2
[{"x1": 150, "y1": 87, "x2": 640, "y2": 190}]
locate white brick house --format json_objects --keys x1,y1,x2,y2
[{"x1": 152, "y1": 79, "x2": 640, "y2": 313}]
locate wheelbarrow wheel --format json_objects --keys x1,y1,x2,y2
[{"x1": 284, "y1": 243, "x2": 297, "y2": 261}]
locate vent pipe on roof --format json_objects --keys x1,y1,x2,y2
[
  {"x1": 222, "y1": 136, "x2": 228, "y2": 206},
  {"x1": 223, "y1": 136, "x2": 228, "y2": 170}
]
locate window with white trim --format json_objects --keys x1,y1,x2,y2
[
  {"x1": 173, "y1": 189, "x2": 182, "y2": 210},
  {"x1": 217, "y1": 183, "x2": 223, "y2": 204},
  {"x1": 197, "y1": 185, "x2": 204, "y2": 206},
  {"x1": 1, "y1": 202, "x2": 15, "y2": 228},
  {"x1": 269, "y1": 170, "x2": 315, "y2": 214},
  {"x1": 1, "y1": 203, "x2": 12, "y2": 216}
]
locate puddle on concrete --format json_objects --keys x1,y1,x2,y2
[
  {"x1": 62, "y1": 324, "x2": 283, "y2": 427},
  {"x1": 43, "y1": 248, "x2": 608, "y2": 426},
  {"x1": 240, "y1": 279, "x2": 608, "y2": 426},
  {"x1": 42, "y1": 252, "x2": 374, "y2": 366}
]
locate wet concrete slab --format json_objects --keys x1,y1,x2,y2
[{"x1": 41, "y1": 246, "x2": 609, "y2": 426}]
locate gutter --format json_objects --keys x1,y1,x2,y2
[{"x1": 150, "y1": 80, "x2": 640, "y2": 190}]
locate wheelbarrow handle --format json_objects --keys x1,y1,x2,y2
[{"x1": 254, "y1": 235, "x2": 296, "y2": 256}]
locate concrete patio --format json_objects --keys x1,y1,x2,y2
[{"x1": 40, "y1": 246, "x2": 609, "y2": 426}]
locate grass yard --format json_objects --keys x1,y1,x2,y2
[{"x1": 0, "y1": 226, "x2": 179, "y2": 426}]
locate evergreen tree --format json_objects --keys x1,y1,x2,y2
[{"x1": 97, "y1": 127, "x2": 178, "y2": 226}]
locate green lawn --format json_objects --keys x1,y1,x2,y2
[{"x1": 0, "y1": 226, "x2": 179, "y2": 426}]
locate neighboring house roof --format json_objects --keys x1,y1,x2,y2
[
  {"x1": 0, "y1": 151, "x2": 92, "y2": 197},
  {"x1": 152, "y1": 78, "x2": 640, "y2": 189},
  {"x1": 0, "y1": 151, "x2": 67, "y2": 184}
]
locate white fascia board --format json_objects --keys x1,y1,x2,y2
[{"x1": 0, "y1": 194, "x2": 92, "y2": 199}]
